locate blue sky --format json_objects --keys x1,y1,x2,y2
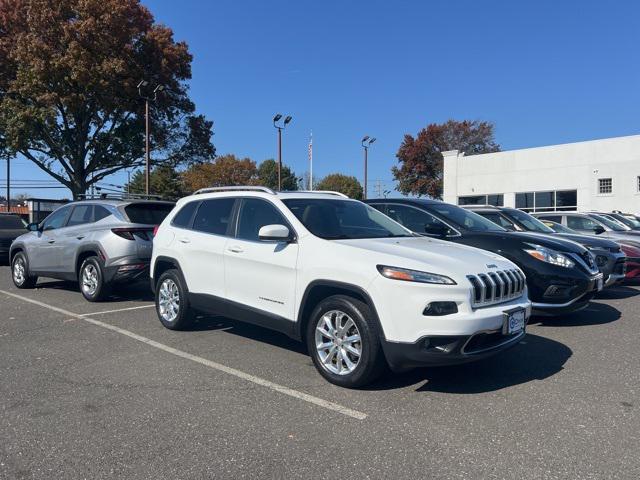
[{"x1": 7, "y1": 0, "x2": 640, "y2": 198}]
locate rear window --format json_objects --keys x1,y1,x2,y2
[
  {"x1": 0, "y1": 215, "x2": 26, "y2": 229},
  {"x1": 123, "y1": 203, "x2": 175, "y2": 225}
]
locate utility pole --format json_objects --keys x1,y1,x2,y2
[
  {"x1": 361, "y1": 136, "x2": 376, "y2": 199},
  {"x1": 374, "y1": 179, "x2": 383, "y2": 198},
  {"x1": 6, "y1": 156, "x2": 10, "y2": 213},
  {"x1": 273, "y1": 114, "x2": 292, "y2": 190},
  {"x1": 137, "y1": 81, "x2": 164, "y2": 195}
]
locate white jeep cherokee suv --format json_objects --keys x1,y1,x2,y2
[{"x1": 151, "y1": 187, "x2": 531, "y2": 388}]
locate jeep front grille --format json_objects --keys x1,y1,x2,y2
[{"x1": 467, "y1": 269, "x2": 526, "y2": 307}]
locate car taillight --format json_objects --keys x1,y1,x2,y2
[
  {"x1": 111, "y1": 227, "x2": 153, "y2": 241},
  {"x1": 153, "y1": 225, "x2": 160, "y2": 237}
]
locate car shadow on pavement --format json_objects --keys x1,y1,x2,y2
[
  {"x1": 184, "y1": 314, "x2": 308, "y2": 355},
  {"x1": 368, "y1": 333, "x2": 572, "y2": 394},
  {"x1": 595, "y1": 285, "x2": 640, "y2": 300},
  {"x1": 32, "y1": 279, "x2": 154, "y2": 302},
  {"x1": 530, "y1": 301, "x2": 620, "y2": 327}
]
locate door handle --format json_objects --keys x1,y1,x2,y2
[
  {"x1": 47, "y1": 240, "x2": 55, "y2": 244},
  {"x1": 76, "y1": 236, "x2": 85, "y2": 240},
  {"x1": 179, "y1": 237, "x2": 191, "y2": 244},
  {"x1": 227, "y1": 246, "x2": 244, "y2": 253}
]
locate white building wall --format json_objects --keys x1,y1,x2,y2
[{"x1": 443, "y1": 135, "x2": 640, "y2": 213}]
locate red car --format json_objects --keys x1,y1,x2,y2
[{"x1": 620, "y1": 244, "x2": 640, "y2": 281}]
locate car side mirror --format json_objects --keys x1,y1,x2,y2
[
  {"x1": 424, "y1": 224, "x2": 448, "y2": 238},
  {"x1": 258, "y1": 224, "x2": 292, "y2": 242},
  {"x1": 593, "y1": 225, "x2": 605, "y2": 235},
  {"x1": 27, "y1": 222, "x2": 40, "y2": 232}
]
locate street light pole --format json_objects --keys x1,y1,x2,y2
[
  {"x1": 361, "y1": 136, "x2": 376, "y2": 200},
  {"x1": 273, "y1": 114, "x2": 292, "y2": 191},
  {"x1": 137, "y1": 81, "x2": 164, "y2": 195}
]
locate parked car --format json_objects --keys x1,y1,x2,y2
[
  {"x1": 151, "y1": 186, "x2": 532, "y2": 388},
  {"x1": 542, "y1": 219, "x2": 640, "y2": 282},
  {"x1": 366, "y1": 199, "x2": 603, "y2": 316},
  {"x1": 10, "y1": 195, "x2": 175, "y2": 301},
  {"x1": 464, "y1": 205, "x2": 626, "y2": 287},
  {"x1": 0, "y1": 213, "x2": 28, "y2": 263},
  {"x1": 533, "y1": 212, "x2": 640, "y2": 247},
  {"x1": 595, "y1": 212, "x2": 640, "y2": 231}
]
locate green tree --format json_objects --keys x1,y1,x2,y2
[
  {"x1": 316, "y1": 174, "x2": 363, "y2": 199},
  {"x1": 256, "y1": 159, "x2": 298, "y2": 191},
  {"x1": 0, "y1": 0, "x2": 215, "y2": 199},
  {"x1": 182, "y1": 154, "x2": 257, "y2": 193},
  {"x1": 392, "y1": 120, "x2": 500, "y2": 199},
  {"x1": 125, "y1": 165, "x2": 185, "y2": 200}
]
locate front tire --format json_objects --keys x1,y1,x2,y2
[
  {"x1": 79, "y1": 256, "x2": 110, "y2": 302},
  {"x1": 155, "y1": 269, "x2": 193, "y2": 330},
  {"x1": 306, "y1": 295, "x2": 387, "y2": 388},
  {"x1": 12, "y1": 252, "x2": 38, "y2": 289}
]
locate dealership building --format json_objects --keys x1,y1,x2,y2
[{"x1": 442, "y1": 134, "x2": 640, "y2": 214}]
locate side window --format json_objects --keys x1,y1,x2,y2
[
  {"x1": 94, "y1": 206, "x2": 111, "y2": 222},
  {"x1": 172, "y1": 201, "x2": 199, "y2": 229},
  {"x1": 41, "y1": 206, "x2": 71, "y2": 231},
  {"x1": 385, "y1": 204, "x2": 447, "y2": 234},
  {"x1": 369, "y1": 204, "x2": 388, "y2": 215},
  {"x1": 192, "y1": 198, "x2": 235, "y2": 235},
  {"x1": 237, "y1": 198, "x2": 289, "y2": 241},
  {"x1": 67, "y1": 205, "x2": 93, "y2": 227},
  {"x1": 566, "y1": 215, "x2": 597, "y2": 231}
]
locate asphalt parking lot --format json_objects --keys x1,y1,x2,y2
[{"x1": 1, "y1": 267, "x2": 639, "y2": 479}]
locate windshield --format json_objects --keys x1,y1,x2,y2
[
  {"x1": 283, "y1": 199, "x2": 413, "y2": 240},
  {"x1": 590, "y1": 214, "x2": 629, "y2": 232},
  {"x1": 543, "y1": 221, "x2": 576, "y2": 234},
  {"x1": 620, "y1": 214, "x2": 640, "y2": 228},
  {"x1": 504, "y1": 208, "x2": 555, "y2": 233},
  {"x1": 424, "y1": 203, "x2": 506, "y2": 232}
]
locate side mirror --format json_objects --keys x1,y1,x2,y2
[
  {"x1": 424, "y1": 224, "x2": 448, "y2": 238},
  {"x1": 258, "y1": 224, "x2": 292, "y2": 242},
  {"x1": 593, "y1": 225, "x2": 605, "y2": 235},
  {"x1": 27, "y1": 222, "x2": 40, "y2": 232}
]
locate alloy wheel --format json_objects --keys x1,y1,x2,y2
[
  {"x1": 315, "y1": 310, "x2": 362, "y2": 375},
  {"x1": 158, "y1": 278, "x2": 180, "y2": 323},
  {"x1": 81, "y1": 264, "x2": 99, "y2": 296},
  {"x1": 13, "y1": 257, "x2": 26, "y2": 285}
]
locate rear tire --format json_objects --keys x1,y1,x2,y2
[
  {"x1": 12, "y1": 252, "x2": 38, "y2": 289},
  {"x1": 306, "y1": 295, "x2": 387, "y2": 388},
  {"x1": 155, "y1": 269, "x2": 193, "y2": 330},
  {"x1": 79, "y1": 256, "x2": 110, "y2": 302}
]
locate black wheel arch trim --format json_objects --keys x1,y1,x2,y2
[
  {"x1": 152, "y1": 256, "x2": 189, "y2": 294},
  {"x1": 295, "y1": 280, "x2": 385, "y2": 341}
]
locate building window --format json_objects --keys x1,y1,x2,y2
[
  {"x1": 515, "y1": 190, "x2": 577, "y2": 212},
  {"x1": 598, "y1": 178, "x2": 612, "y2": 194},
  {"x1": 458, "y1": 194, "x2": 503, "y2": 207}
]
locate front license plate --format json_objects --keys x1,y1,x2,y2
[{"x1": 503, "y1": 308, "x2": 526, "y2": 335}]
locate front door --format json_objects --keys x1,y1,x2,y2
[
  {"x1": 224, "y1": 198, "x2": 299, "y2": 321},
  {"x1": 28, "y1": 205, "x2": 72, "y2": 272}
]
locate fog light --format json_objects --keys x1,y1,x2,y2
[
  {"x1": 595, "y1": 255, "x2": 607, "y2": 267},
  {"x1": 423, "y1": 301, "x2": 458, "y2": 316},
  {"x1": 543, "y1": 285, "x2": 573, "y2": 298}
]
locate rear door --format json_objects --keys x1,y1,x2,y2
[
  {"x1": 60, "y1": 204, "x2": 94, "y2": 273},
  {"x1": 224, "y1": 198, "x2": 299, "y2": 320}
]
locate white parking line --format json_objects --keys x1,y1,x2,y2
[
  {"x1": 0, "y1": 289, "x2": 367, "y2": 421},
  {"x1": 79, "y1": 304, "x2": 154, "y2": 316}
]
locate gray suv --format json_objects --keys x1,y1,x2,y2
[{"x1": 10, "y1": 196, "x2": 175, "y2": 301}]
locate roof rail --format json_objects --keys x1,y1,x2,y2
[
  {"x1": 76, "y1": 193, "x2": 165, "y2": 201},
  {"x1": 297, "y1": 190, "x2": 349, "y2": 198},
  {"x1": 193, "y1": 186, "x2": 276, "y2": 195},
  {"x1": 460, "y1": 204, "x2": 499, "y2": 209}
]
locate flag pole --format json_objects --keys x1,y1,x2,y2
[{"x1": 309, "y1": 131, "x2": 313, "y2": 191}]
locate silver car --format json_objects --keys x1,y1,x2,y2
[{"x1": 9, "y1": 196, "x2": 175, "y2": 301}]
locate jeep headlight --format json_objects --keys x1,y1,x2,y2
[
  {"x1": 377, "y1": 265, "x2": 456, "y2": 285},
  {"x1": 524, "y1": 244, "x2": 575, "y2": 268}
]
